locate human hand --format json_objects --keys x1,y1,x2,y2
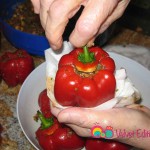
[
  {"x1": 51, "y1": 104, "x2": 150, "y2": 149},
  {"x1": 31, "y1": 0, "x2": 130, "y2": 50}
]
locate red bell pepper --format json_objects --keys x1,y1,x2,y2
[
  {"x1": 36, "y1": 111, "x2": 85, "y2": 150},
  {"x1": 0, "y1": 50, "x2": 34, "y2": 86},
  {"x1": 85, "y1": 138, "x2": 131, "y2": 150},
  {"x1": 54, "y1": 46, "x2": 116, "y2": 107},
  {"x1": 38, "y1": 89, "x2": 53, "y2": 118}
]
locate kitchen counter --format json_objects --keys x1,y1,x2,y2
[{"x1": 0, "y1": 28, "x2": 150, "y2": 150}]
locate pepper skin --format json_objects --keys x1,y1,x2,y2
[
  {"x1": 54, "y1": 46, "x2": 116, "y2": 107},
  {"x1": 85, "y1": 138, "x2": 131, "y2": 150},
  {"x1": 36, "y1": 111, "x2": 85, "y2": 150},
  {"x1": 38, "y1": 89, "x2": 53, "y2": 118},
  {"x1": 0, "y1": 50, "x2": 34, "y2": 86}
]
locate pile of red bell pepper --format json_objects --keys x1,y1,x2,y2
[
  {"x1": 36, "y1": 46, "x2": 131, "y2": 149},
  {"x1": 36, "y1": 89, "x2": 85, "y2": 150},
  {"x1": 35, "y1": 89, "x2": 131, "y2": 150}
]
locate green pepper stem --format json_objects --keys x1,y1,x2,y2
[
  {"x1": 78, "y1": 46, "x2": 95, "y2": 63},
  {"x1": 37, "y1": 110, "x2": 53, "y2": 129}
]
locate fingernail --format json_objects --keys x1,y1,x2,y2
[{"x1": 87, "y1": 40, "x2": 95, "y2": 47}]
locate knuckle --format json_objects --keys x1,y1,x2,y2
[
  {"x1": 48, "y1": 6, "x2": 57, "y2": 18},
  {"x1": 76, "y1": 19, "x2": 98, "y2": 37},
  {"x1": 48, "y1": 1, "x2": 65, "y2": 18}
]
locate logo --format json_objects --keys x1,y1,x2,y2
[
  {"x1": 91, "y1": 125, "x2": 113, "y2": 138},
  {"x1": 91, "y1": 122, "x2": 150, "y2": 139}
]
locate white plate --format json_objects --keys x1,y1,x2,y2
[{"x1": 17, "y1": 52, "x2": 150, "y2": 150}]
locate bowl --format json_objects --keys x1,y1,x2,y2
[
  {"x1": 17, "y1": 50, "x2": 150, "y2": 149},
  {"x1": 0, "y1": 0, "x2": 50, "y2": 56}
]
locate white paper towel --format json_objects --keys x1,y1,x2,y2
[{"x1": 45, "y1": 42, "x2": 141, "y2": 110}]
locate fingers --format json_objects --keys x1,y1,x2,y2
[
  {"x1": 57, "y1": 107, "x2": 130, "y2": 130},
  {"x1": 98, "y1": 0, "x2": 130, "y2": 34},
  {"x1": 50, "y1": 101, "x2": 63, "y2": 117},
  {"x1": 39, "y1": 0, "x2": 55, "y2": 29},
  {"x1": 87, "y1": 37, "x2": 95, "y2": 47},
  {"x1": 55, "y1": 105, "x2": 150, "y2": 149},
  {"x1": 57, "y1": 107, "x2": 98, "y2": 128},
  {"x1": 57, "y1": 106, "x2": 150, "y2": 133},
  {"x1": 66, "y1": 123, "x2": 91, "y2": 137},
  {"x1": 45, "y1": 0, "x2": 85, "y2": 50},
  {"x1": 127, "y1": 104, "x2": 150, "y2": 117},
  {"x1": 69, "y1": 0, "x2": 118, "y2": 47},
  {"x1": 34, "y1": 0, "x2": 130, "y2": 50},
  {"x1": 30, "y1": 0, "x2": 40, "y2": 14}
]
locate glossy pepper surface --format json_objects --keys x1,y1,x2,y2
[
  {"x1": 36, "y1": 111, "x2": 85, "y2": 150},
  {"x1": 85, "y1": 138, "x2": 131, "y2": 150},
  {"x1": 54, "y1": 46, "x2": 116, "y2": 107},
  {"x1": 0, "y1": 50, "x2": 34, "y2": 86}
]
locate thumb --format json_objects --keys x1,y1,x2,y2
[
  {"x1": 57, "y1": 106, "x2": 150, "y2": 149},
  {"x1": 57, "y1": 106, "x2": 149, "y2": 135}
]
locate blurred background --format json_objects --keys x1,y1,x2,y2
[{"x1": 119, "y1": 0, "x2": 150, "y2": 36}]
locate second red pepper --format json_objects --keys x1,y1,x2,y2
[
  {"x1": 36, "y1": 111, "x2": 85, "y2": 150},
  {"x1": 54, "y1": 46, "x2": 116, "y2": 107}
]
